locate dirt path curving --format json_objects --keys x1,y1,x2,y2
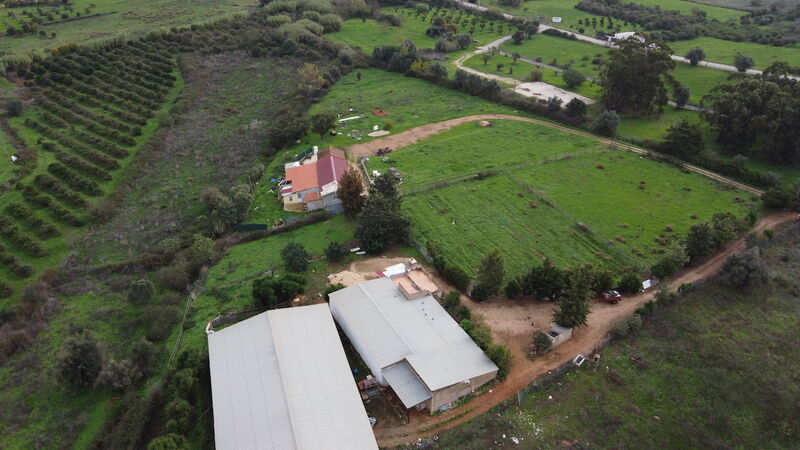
[
  {"x1": 345, "y1": 114, "x2": 764, "y2": 195},
  {"x1": 375, "y1": 212, "x2": 799, "y2": 447}
]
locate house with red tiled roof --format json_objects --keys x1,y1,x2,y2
[{"x1": 280, "y1": 146, "x2": 348, "y2": 212}]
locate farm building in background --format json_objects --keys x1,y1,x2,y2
[
  {"x1": 280, "y1": 146, "x2": 348, "y2": 213},
  {"x1": 207, "y1": 303, "x2": 378, "y2": 450},
  {"x1": 329, "y1": 278, "x2": 498, "y2": 414}
]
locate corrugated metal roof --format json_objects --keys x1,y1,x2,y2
[
  {"x1": 329, "y1": 279, "x2": 498, "y2": 392},
  {"x1": 208, "y1": 304, "x2": 378, "y2": 450},
  {"x1": 382, "y1": 361, "x2": 432, "y2": 408}
]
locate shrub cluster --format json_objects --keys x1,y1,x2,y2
[
  {"x1": 5, "y1": 203, "x2": 59, "y2": 238},
  {"x1": 34, "y1": 173, "x2": 87, "y2": 207},
  {"x1": 19, "y1": 184, "x2": 84, "y2": 226},
  {"x1": 47, "y1": 163, "x2": 102, "y2": 196},
  {"x1": 0, "y1": 214, "x2": 48, "y2": 257}
]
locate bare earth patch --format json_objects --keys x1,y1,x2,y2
[{"x1": 514, "y1": 82, "x2": 595, "y2": 105}]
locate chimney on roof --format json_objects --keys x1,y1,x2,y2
[{"x1": 313, "y1": 146, "x2": 319, "y2": 155}]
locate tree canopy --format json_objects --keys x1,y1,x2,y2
[
  {"x1": 599, "y1": 35, "x2": 676, "y2": 115},
  {"x1": 355, "y1": 177, "x2": 410, "y2": 253},
  {"x1": 703, "y1": 62, "x2": 800, "y2": 166}
]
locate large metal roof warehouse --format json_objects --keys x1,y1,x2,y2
[
  {"x1": 329, "y1": 278, "x2": 498, "y2": 414},
  {"x1": 207, "y1": 303, "x2": 378, "y2": 450}
]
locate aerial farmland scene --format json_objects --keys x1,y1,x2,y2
[{"x1": 0, "y1": 0, "x2": 799, "y2": 447}]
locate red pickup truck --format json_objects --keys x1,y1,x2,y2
[{"x1": 596, "y1": 290, "x2": 622, "y2": 304}]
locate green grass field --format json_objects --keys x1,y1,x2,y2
[
  {"x1": 436, "y1": 226, "x2": 800, "y2": 448},
  {"x1": 368, "y1": 120, "x2": 753, "y2": 276},
  {"x1": 480, "y1": 0, "x2": 617, "y2": 35},
  {"x1": 462, "y1": 53, "x2": 603, "y2": 99},
  {"x1": 669, "y1": 37, "x2": 800, "y2": 69},
  {"x1": 328, "y1": 7, "x2": 509, "y2": 52},
  {"x1": 0, "y1": 0, "x2": 255, "y2": 54},
  {"x1": 627, "y1": 0, "x2": 746, "y2": 21},
  {"x1": 182, "y1": 215, "x2": 356, "y2": 351},
  {"x1": 615, "y1": 107, "x2": 704, "y2": 142}
]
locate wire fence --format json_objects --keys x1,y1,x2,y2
[{"x1": 399, "y1": 150, "x2": 596, "y2": 197}]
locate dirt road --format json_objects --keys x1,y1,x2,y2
[
  {"x1": 345, "y1": 114, "x2": 764, "y2": 195},
  {"x1": 375, "y1": 212, "x2": 798, "y2": 447}
]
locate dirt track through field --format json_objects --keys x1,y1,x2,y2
[
  {"x1": 375, "y1": 212, "x2": 798, "y2": 447},
  {"x1": 346, "y1": 114, "x2": 764, "y2": 195}
]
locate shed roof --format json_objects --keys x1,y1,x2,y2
[
  {"x1": 208, "y1": 304, "x2": 378, "y2": 450},
  {"x1": 382, "y1": 361, "x2": 432, "y2": 408},
  {"x1": 329, "y1": 278, "x2": 498, "y2": 392}
]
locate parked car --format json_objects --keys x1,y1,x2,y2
[{"x1": 596, "y1": 290, "x2": 622, "y2": 304}]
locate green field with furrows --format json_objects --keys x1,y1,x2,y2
[
  {"x1": 435, "y1": 226, "x2": 800, "y2": 449},
  {"x1": 0, "y1": 0, "x2": 256, "y2": 54},
  {"x1": 0, "y1": 42, "x2": 183, "y2": 301},
  {"x1": 669, "y1": 36, "x2": 800, "y2": 69},
  {"x1": 368, "y1": 120, "x2": 753, "y2": 276}
]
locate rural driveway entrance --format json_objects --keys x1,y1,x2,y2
[
  {"x1": 345, "y1": 114, "x2": 764, "y2": 195},
  {"x1": 374, "y1": 212, "x2": 798, "y2": 447}
]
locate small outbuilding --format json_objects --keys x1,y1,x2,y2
[
  {"x1": 329, "y1": 278, "x2": 498, "y2": 414},
  {"x1": 207, "y1": 303, "x2": 378, "y2": 450}
]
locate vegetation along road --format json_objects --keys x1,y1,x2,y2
[
  {"x1": 346, "y1": 114, "x2": 764, "y2": 195},
  {"x1": 454, "y1": 0, "x2": 776, "y2": 76},
  {"x1": 374, "y1": 211, "x2": 798, "y2": 447}
]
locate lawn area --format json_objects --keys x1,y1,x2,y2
[
  {"x1": 615, "y1": 107, "x2": 704, "y2": 142},
  {"x1": 328, "y1": 7, "x2": 510, "y2": 53},
  {"x1": 365, "y1": 120, "x2": 606, "y2": 188},
  {"x1": 480, "y1": 0, "x2": 616, "y2": 35},
  {"x1": 379, "y1": 119, "x2": 753, "y2": 277},
  {"x1": 435, "y1": 225, "x2": 800, "y2": 448},
  {"x1": 309, "y1": 68, "x2": 527, "y2": 145},
  {"x1": 0, "y1": 0, "x2": 256, "y2": 54},
  {"x1": 669, "y1": 36, "x2": 800, "y2": 69},
  {"x1": 631, "y1": 0, "x2": 746, "y2": 21},
  {"x1": 462, "y1": 53, "x2": 603, "y2": 99},
  {"x1": 502, "y1": 34, "x2": 609, "y2": 79},
  {"x1": 182, "y1": 214, "x2": 356, "y2": 351},
  {"x1": 671, "y1": 61, "x2": 738, "y2": 104}
]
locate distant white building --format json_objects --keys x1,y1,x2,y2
[
  {"x1": 329, "y1": 278, "x2": 498, "y2": 414},
  {"x1": 207, "y1": 304, "x2": 378, "y2": 450},
  {"x1": 609, "y1": 31, "x2": 645, "y2": 43},
  {"x1": 551, "y1": 16, "x2": 562, "y2": 23}
]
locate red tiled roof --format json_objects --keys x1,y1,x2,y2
[
  {"x1": 285, "y1": 147, "x2": 347, "y2": 194},
  {"x1": 285, "y1": 164, "x2": 319, "y2": 193}
]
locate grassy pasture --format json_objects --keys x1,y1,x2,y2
[
  {"x1": 0, "y1": 0, "x2": 256, "y2": 54},
  {"x1": 479, "y1": 0, "x2": 615, "y2": 34},
  {"x1": 328, "y1": 7, "x2": 511, "y2": 52},
  {"x1": 462, "y1": 52, "x2": 604, "y2": 99},
  {"x1": 436, "y1": 226, "x2": 800, "y2": 448},
  {"x1": 369, "y1": 119, "x2": 752, "y2": 276},
  {"x1": 183, "y1": 215, "x2": 356, "y2": 351},
  {"x1": 628, "y1": 0, "x2": 746, "y2": 21},
  {"x1": 669, "y1": 36, "x2": 800, "y2": 69}
]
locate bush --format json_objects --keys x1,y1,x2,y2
[
  {"x1": 127, "y1": 279, "x2": 156, "y2": 305},
  {"x1": 324, "y1": 240, "x2": 346, "y2": 262},
  {"x1": 635, "y1": 300, "x2": 657, "y2": 317},
  {"x1": 562, "y1": 68, "x2": 585, "y2": 88},
  {"x1": 6, "y1": 97, "x2": 22, "y2": 117},
  {"x1": 470, "y1": 283, "x2": 491, "y2": 302},
  {"x1": 96, "y1": 359, "x2": 142, "y2": 392},
  {"x1": 57, "y1": 331, "x2": 104, "y2": 388},
  {"x1": 147, "y1": 434, "x2": 190, "y2": 450},
  {"x1": 281, "y1": 242, "x2": 310, "y2": 272},
  {"x1": 720, "y1": 248, "x2": 769, "y2": 287},
  {"x1": 532, "y1": 331, "x2": 552, "y2": 355},
  {"x1": 618, "y1": 271, "x2": 641, "y2": 294},
  {"x1": 323, "y1": 283, "x2": 345, "y2": 302},
  {"x1": 565, "y1": 98, "x2": 587, "y2": 117},
  {"x1": 157, "y1": 265, "x2": 188, "y2": 292},
  {"x1": 252, "y1": 274, "x2": 306, "y2": 307},
  {"x1": 485, "y1": 343, "x2": 512, "y2": 380},
  {"x1": 504, "y1": 277, "x2": 522, "y2": 298}
]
